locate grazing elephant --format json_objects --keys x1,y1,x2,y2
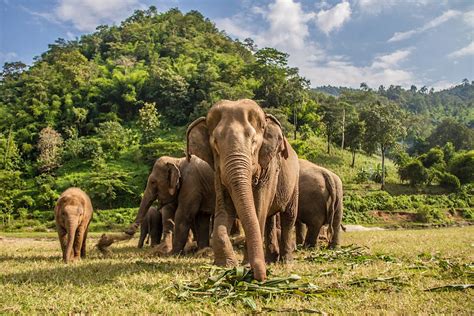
[
  {"x1": 138, "y1": 206, "x2": 162, "y2": 248},
  {"x1": 125, "y1": 155, "x2": 215, "y2": 254},
  {"x1": 187, "y1": 99, "x2": 299, "y2": 281},
  {"x1": 296, "y1": 159, "x2": 343, "y2": 249},
  {"x1": 55, "y1": 188, "x2": 93, "y2": 263}
]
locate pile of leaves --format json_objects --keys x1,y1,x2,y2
[
  {"x1": 304, "y1": 244, "x2": 398, "y2": 266},
  {"x1": 169, "y1": 266, "x2": 326, "y2": 311}
]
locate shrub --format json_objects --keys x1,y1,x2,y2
[
  {"x1": 96, "y1": 121, "x2": 134, "y2": 158},
  {"x1": 439, "y1": 172, "x2": 461, "y2": 190},
  {"x1": 398, "y1": 160, "x2": 428, "y2": 186},
  {"x1": 354, "y1": 168, "x2": 370, "y2": 183},
  {"x1": 415, "y1": 206, "x2": 447, "y2": 223},
  {"x1": 449, "y1": 150, "x2": 474, "y2": 184},
  {"x1": 37, "y1": 127, "x2": 64, "y2": 173},
  {"x1": 141, "y1": 139, "x2": 185, "y2": 165}
]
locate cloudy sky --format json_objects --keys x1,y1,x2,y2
[{"x1": 1, "y1": 0, "x2": 473, "y2": 89}]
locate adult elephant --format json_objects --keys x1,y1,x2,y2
[
  {"x1": 186, "y1": 99, "x2": 299, "y2": 281},
  {"x1": 125, "y1": 155, "x2": 215, "y2": 254},
  {"x1": 296, "y1": 159, "x2": 343, "y2": 249}
]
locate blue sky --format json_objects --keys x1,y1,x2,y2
[{"x1": 1, "y1": 0, "x2": 473, "y2": 89}]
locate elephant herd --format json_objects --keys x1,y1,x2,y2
[{"x1": 54, "y1": 99, "x2": 343, "y2": 281}]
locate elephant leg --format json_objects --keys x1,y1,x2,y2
[
  {"x1": 329, "y1": 202, "x2": 343, "y2": 249},
  {"x1": 156, "y1": 203, "x2": 176, "y2": 253},
  {"x1": 295, "y1": 221, "x2": 307, "y2": 246},
  {"x1": 265, "y1": 215, "x2": 279, "y2": 263},
  {"x1": 81, "y1": 223, "x2": 89, "y2": 258},
  {"x1": 212, "y1": 190, "x2": 237, "y2": 267},
  {"x1": 73, "y1": 225, "x2": 86, "y2": 259},
  {"x1": 138, "y1": 224, "x2": 147, "y2": 248},
  {"x1": 57, "y1": 226, "x2": 67, "y2": 259},
  {"x1": 304, "y1": 220, "x2": 324, "y2": 248},
  {"x1": 279, "y1": 194, "x2": 298, "y2": 263},
  {"x1": 172, "y1": 207, "x2": 195, "y2": 255},
  {"x1": 195, "y1": 213, "x2": 211, "y2": 249}
]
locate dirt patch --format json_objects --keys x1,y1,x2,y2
[{"x1": 371, "y1": 211, "x2": 418, "y2": 223}]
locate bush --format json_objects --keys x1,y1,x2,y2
[
  {"x1": 96, "y1": 121, "x2": 135, "y2": 158},
  {"x1": 398, "y1": 160, "x2": 428, "y2": 186},
  {"x1": 354, "y1": 168, "x2": 370, "y2": 184},
  {"x1": 439, "y1": 172, "x2": 461, "y2": 190},
  {"x1": 141, "y1": 139, "x2": 185, "y2": 165},
  {"x1": 449, "y1": 150, "x2": 474, "y2": 184},
  {"x1": 415, "y1": 206, "x2": 448, "y2": 224}
]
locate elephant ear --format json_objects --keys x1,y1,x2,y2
[
  {"x1": 259, "y1": 115, "x2": 288, "y2": 169},
  {"x1": 166, "y1": 163, "x2": 181, "y2": 196},
  {"x1": 186, "y1": 117, "x2": 214, "y2": 167}
]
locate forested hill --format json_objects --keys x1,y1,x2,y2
[
  {"x1": 314, "y1": 82, "x2": 474, "y2": 127},
  {"x1": 0, "y1": 7, "x2": 473, "y2": 220}
]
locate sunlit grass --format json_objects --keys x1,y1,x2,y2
[{"x1": 1, "y1": 227, "x2": 473, "y2": 314}]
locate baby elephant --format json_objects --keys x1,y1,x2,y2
[
  {"x1": 138, "y1": 206, "x2": 162, "y2": 248},
  {"x1": 55, "y1": 188, "x2": 93, "y2": 263},
  {"x1": 296, "y1": 159, "x2": 343, "y2": 249}
]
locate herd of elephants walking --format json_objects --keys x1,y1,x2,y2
[{"x1": 54, "y1": 99, "x2": 343, "y2": 281}]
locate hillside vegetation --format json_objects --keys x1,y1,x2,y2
[{"x1": 0, "y1": 7, "x2": 473, "y2": 231}]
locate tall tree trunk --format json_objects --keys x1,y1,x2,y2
[
  {"x1": 351, "y1": 149, "x2": 356, "y2": 168},
  {"x1": 341, "y1": 107, "x2": 345, "y2": 150},
  {"x1": 381, "y1": 146, "x2": 385, "y2": 190},
  {"x1": 293, "y1": 103, "x2": 298, "y2": 140},
  {"x1": 327, "y1": 133, "x2": 331, "y2": 155}
]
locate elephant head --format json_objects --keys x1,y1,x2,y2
[
  {"x1": 55, "y1": 195, "x2": 86, "y2": 263},
  {"x1": 186, "y1": 99, "x2": 289, "y2": 281},
  {"x1": 129, "y1": 157, "x2": 181, "y2": 232}
]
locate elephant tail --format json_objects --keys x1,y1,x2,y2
[{"x1": 323, "y1": 171, "x2": 337, "y2": 240}]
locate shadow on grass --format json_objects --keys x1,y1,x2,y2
[{"x1": 2, "y1": 254, "x2": 199, "y2": 286}]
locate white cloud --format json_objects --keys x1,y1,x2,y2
[
  {"x1": 448, "y1": 41, "x2": 474, "y2": 59},
  {"x1": 463, "y1": 10, "x2": 474, "y2": 27},
  {"x1": 215, "y1": 17, "x2": 253, "y2": 39},
  {"x1": 315, "y1": 1, "x2": 351, "y2": 35},
  {"x1": 264, "y1": 0, "x2": 315, "y2": 49},
  {"x1": 0, "y1": 52, "x2": 18, "y2": 64},
  {"x1": 388, "y1": 10, "x2": 461, "y2": 42},
  {"x1": 356, "y1": 0, "x2": 432, "y2": 15},
  {"x1": 371, "y1": 49, "x2": 412, "y2": 69},
  {"x1": 297, "y1": 51, "x2": 415, "y2": 88}
]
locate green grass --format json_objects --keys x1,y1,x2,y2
[{"x1": 1, "y1": 227, "x2": 473, "y2": 314}]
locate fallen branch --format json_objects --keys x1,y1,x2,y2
[{"x1": 96, "y1": 232, "x2": 134, "y2": 254}]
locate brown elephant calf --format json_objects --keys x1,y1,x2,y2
[
  {"x1": 55, "y1": 188, "x2": 93, "y2": 263},
  {"x1": 296, "y1": 159, "x2": 343, "y2": 249}
]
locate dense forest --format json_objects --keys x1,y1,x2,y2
[{"x1": 1, "y1": 7, "x2": 473, "y2": 229}]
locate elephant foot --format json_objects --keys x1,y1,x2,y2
[
  {"x1": 184, "y1": 241, "x2": 198, "y2": 255},
  {"x1": 265, "y1": 251, "x2": 280, "y2": 264},
  {"x1": 279, "y1": 253, "x2": 294, "y2": 263},
  {"x1": 194, "y1": 247, "x2": 213, "y2": 258},
  {"x1": 214, "y1": 256, "x2": 238, "y2": 267},
  {"x1": 328, "y1": 243, "x2": 340, "y2": 250},
  {"x1": 151, "y1": 242, "x2": 172, "y2": 257}
]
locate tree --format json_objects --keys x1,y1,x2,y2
[
  {"x1": 138, "y1": 102, "x2": 161, "y2": 144},
  {"x1": 449, "y1": 150, "x2": 474, "y2": 184},
  {"x1": 319, "y1": 98, "x2": 342, "y2": 154},
  {"x1": 361, "y1": 100, "x2": 407, "y2": 189},
  {"x1": 37, "y1": 127, "x2": 64, "y2": 173},
  {"x1": 345, "y1": 119, "x2": 365, "y2": 168},
  {"x1": 398, "y1": 160, "x2": 428, "y2": 186},
  {"x1": 427, "y1": 118, "x2": 474, "y2": 150}
]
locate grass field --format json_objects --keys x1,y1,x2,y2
[{"x1": 1, "y1": 227, "x2": 473, "y2": 314}]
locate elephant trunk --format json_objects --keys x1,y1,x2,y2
[
  {"x1": 126, "y1": 189, "x2": 155, "y2": 235},
  {"x1": 65, "y1": 218, "x2": 78, "y2": 263},
  {"x1": 224, "y1": 154, "x2": 266, "y2": 281}
]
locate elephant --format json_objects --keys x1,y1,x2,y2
[
  {"x1": 295, "y1": 159, "x2": 344, "y2": 249},
  {"x1": 186, "y1": 99, "x2": 299, "y2": 281},
  {"x1": 138, "y1": 206, "x2": 162, "y2": 248},
  {"x1": 125, "y1": 155, "x2": 215, "y2": 255},
  {"x1": 54, "y1": 187, "x2": 93, "y2": 263}
]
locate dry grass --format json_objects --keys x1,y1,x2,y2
[{"x1": 1, "y1": 227, "x2": 473, "y2": 314}]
